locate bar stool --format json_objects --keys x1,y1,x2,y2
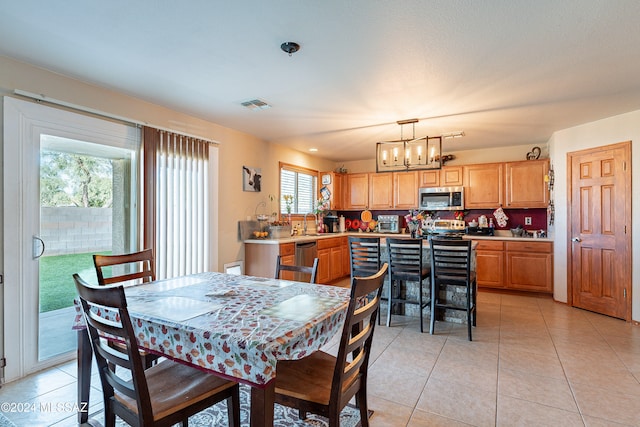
[
  {"x1": 386, "y1": 238, "x2": 431, "y2": 332},
  {"x1": 348, "y1": 236, "x2": 381, "y2": 278},
  {"x1": 348, "y1": 236, "x2": 382, "y2": 323},
  {"x1": 429, "y1": 237, "x2": 476, "y2": 341}
]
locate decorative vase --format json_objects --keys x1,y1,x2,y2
[{"x1": 408, "y1": 222, "x2": 418, "y2": 238}]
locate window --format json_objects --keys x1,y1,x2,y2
[{"x1": 280, "y1": 162, "x2": 318, "y2": 215}]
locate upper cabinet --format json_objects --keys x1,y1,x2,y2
[
  {"x1": 504, "y1": 159, "x2": 549, "y2": 208},
  {"x1": 345, "y1": 171, "x2": 417, "y2": 210},
  {"x1": 419, "y1": 166, "x2": 463, "y2": 188},
  {"x1": 393, "y1": 171, "x2": 419, "y2": 209},
  {"x1": 440, "y1": 166, "x2": 463, "y2": 187},
  {"x1": 369, "y1": 172, "x2": 393, "y2": 209},
  {"x1": 340, "y1": 159, "x2": 548, "y2": 211},
  {"x1": 419, "y1": 169, "x2": 440, "y2": 187},
  {"x1": 345, "y1": 173, "x2": 369, "y2": 210},
  {"x1": 319, "y1": 171, "x2": 346, "y2": 210},
  {"x1": 463, "y1": 163, "x2": 504, "y2": 208}
]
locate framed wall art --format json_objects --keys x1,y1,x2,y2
[{"x1": 242, "y1": 165, "x2": 262, "y2": 192}]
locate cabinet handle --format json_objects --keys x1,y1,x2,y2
[{"x1": 571, "y1": 237, "x2": 581, "y2": 242}]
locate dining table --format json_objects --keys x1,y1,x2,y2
[{"x1": 72, "y1": 271, "x2": 351, "y2": 426}]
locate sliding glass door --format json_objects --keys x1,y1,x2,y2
[
  {"x1": 3, "y1": 97, "x2": 140, "y2": 380},
  {"x1": 38, "y1": 136, "x2": 137, "y2": 360}
]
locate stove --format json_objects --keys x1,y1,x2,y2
[
  {"x1": 423, "y1": 231, "x2": 465, "y2": 240},
  {"x1": 466, "y1": 226, "x2": 495, "y2": 236}
]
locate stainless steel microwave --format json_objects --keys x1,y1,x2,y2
[{"x1": 418, "y1": 186, "x2": 464, "y2": 211}]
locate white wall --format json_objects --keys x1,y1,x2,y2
[{"x1": 549, "y1": 110, "x2": 640, "y2": 321}]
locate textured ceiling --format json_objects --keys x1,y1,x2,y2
[{"x1": 1, "y1": 1, "x2": 640, "y2": 161}]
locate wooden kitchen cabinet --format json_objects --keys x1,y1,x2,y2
[
  {"x1": 278, "y1": 243, "x2": 296, "y2": 281},
  {"x1": 504, "y1": 159, "x2": 549, "y2": 208},
  {"x1": 369, "y1": 172, "x2": 393, "y2": 209},
  {"x1": 345, "y1": 173, "x2": 369, "y2": 210},
  {"x1": 440, "y1": 166, "x2": 463, "y2": 186},
  {"x1": 475, "y1": 239, "x2": 553, "y2": 293},
  {"x1": 246, "y1": 242, "x2": 294, "y2": 279},
  {"x1": 317, "y1": 237, "x2": 349, "y2": 283},
  {"x1": 329, "y1": 246, "x2": 344, "y2": 280},
  {"x1": 463, "y1": 163, "x2": 504, "y2": 208},
  {"x1": 319, "y1": 171, "x2": 345, "y2": 210},
  {"x1": 475, "y1": 240, "x2": 504, "y2": 289},
  {"x1": 393, "y1": 171, "x2": 418, "y2": 208},
  {"x1": 317, "y1": 248, "x2": 331, "y2": 283},
  {"x1": 419, "y1": 166, "x2": 463, "y2": 188},
  {"x1": 505, "y1": 241, "x2": 553, "y2": 292},
  {"x1": 419, "y1": 170, "x2": 440, "y2": 187}
]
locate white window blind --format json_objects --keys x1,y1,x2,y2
[
  {"x1": 280, "y1": 164, "x2": 317, "y2": 214},
  {"x1": 146, "y1": 130, "x2": 209, "y2": 279}
]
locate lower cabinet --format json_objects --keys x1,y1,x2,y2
[
  {"x1": 245, "y1": 237, "x2": 350, "y2": 284},
  {"x1": 317, "y1": 236, "x2": 349, "y2": 284},
  {"x1": 475, "y1": 240, "x2": 504, "y2": 288},
  {"x1": 278, "y1": 243, "x2": 296, "y2": 281},
  {"x1": 505, "y1": 241, "x2": 553, "y2": 292},
  {"x1": 475, "y1": 239, "x2": 553, "y2": 293}
]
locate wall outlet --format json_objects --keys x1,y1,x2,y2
[{"x1": 524, "y1": 216, "x2": 532, "y2": 225}]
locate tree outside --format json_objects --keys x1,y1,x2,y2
[
  {"x1": 39, "y1": 150, "x2": 114, "y2": 312},
  {"x1": 40, "y1": 150, "x2": 113, "y2": 207}
]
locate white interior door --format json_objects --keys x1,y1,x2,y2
[{"x1": 2, "y1": 97, "x2": 140, "y2": 382}]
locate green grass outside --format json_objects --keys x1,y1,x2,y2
[{"x1": 39, "y1": 251, "x2": 110, "y2": 312}]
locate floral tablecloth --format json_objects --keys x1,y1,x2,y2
[{"x1": 73, "y1": 272, "x2": 350, "y2": 387}]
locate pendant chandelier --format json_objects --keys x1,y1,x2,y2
[{"x1": 375, "y1": 119, "x2": 442, "y2": 172}]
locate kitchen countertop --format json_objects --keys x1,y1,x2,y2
[
  {"x1": 244, "y1": 231, "x2": 552, "y2": 244},
  {"x1": 464, "y1": 234, "x2": 552, "y2": 243}
]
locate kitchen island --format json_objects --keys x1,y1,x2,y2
[{"x1": 245, "y1": 232, "x2": 486, "y2": 325}]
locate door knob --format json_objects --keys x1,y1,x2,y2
[{"x1": 571, "y1": 237, "x2": 581, "y2": 242}]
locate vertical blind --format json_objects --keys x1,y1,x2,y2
[
  {"x1": 280, "y1": 164, "x2": 317, "y2": 214},
  {"x1": 143, "y1": 128, "x2": 209, "y2": 279}
]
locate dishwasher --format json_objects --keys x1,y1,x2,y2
[{"x1": 295, "y1": 241, "x2": 318, "y2": 282}]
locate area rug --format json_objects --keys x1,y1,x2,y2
[{"x1": 110, "y1": 384, "x2": 372, "y2": 426}]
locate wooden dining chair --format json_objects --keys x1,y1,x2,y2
[
  {"x1": 93, "y1": 248, "x2": 155, "y2": 286},
  {"x1": 73, "y1": 274, "x2": 240, "y2": 427},
  {"x1": 93, "y1": 249, "x2": 158, "y2": 369},
  {"x1": 274, "y1": 263, "x2": 388, "y2": 427},
  {"x1": 429, "y1": 238, "x2": 476, "y2": 340},
  {"x1": 275, "y1": 255, "x2": 319, "y2": 283}
]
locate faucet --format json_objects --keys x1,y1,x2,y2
[{"x1": 303, "y1": 212, "x2": 317, "y2": 235}]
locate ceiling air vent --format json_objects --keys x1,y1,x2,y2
[{"x1": 241, "y1": 99, "x2": 271, "y2": 110}]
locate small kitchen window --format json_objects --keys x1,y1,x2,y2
[{"x1": 279, "y1": 162, "x2": 318, "y2": 215}]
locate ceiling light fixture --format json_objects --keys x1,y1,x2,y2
[
  {"x1": 309, "y1": 148, "x2": 318, "y2": 152},
  {"x1": 280, "y1": 42, "x2": 300, "y2": 57},
  {"x1": 376, "y1": 119, "x2": 442, "y2": 172},
  {"x1": 442, "y1": 131, "x2": 465, "y2": 139}
]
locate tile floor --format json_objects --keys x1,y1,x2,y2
[{"x1": 2, "y1": 290, "x2": 640, "y2": 426}]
